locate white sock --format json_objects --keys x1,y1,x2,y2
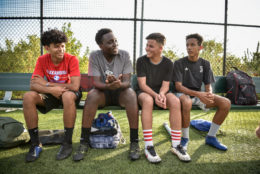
[
  {"x1": 143, "y1": 129, "x2": 153, "y2": 148},
  {"x1": 182, "y1": 127, "x2": 189, "y2": 139},
  {"x1": 171, "y1": 130, "x2": 181, "y2": 148},
  {"x1": 207, "y1": 122, "x2": 220, "y2": 137}
]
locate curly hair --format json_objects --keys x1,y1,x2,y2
[
  {"x1": 186, "y1": 33, "x2": 203, "y2": 46},
  {"x1": 41, "y1": 29, "x2": 68, "y2": 46},
  {"x1": 146, "y1": 33, "x2": 166, "y2": 46},
  {"x1": 95, "y1": 28, "x2": 112, "y2": 45}
]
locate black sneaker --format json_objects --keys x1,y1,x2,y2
[
  {"x1": 129, "y1": 142, "x2": 140, "y2": 161},
  {"x1": 26, "y1": 144, "x2": 42, "y2": 162},
  {"x1": 73, "y1": 143, "x2": 89, "y2": 161},
  {"x1": 56, "y1": 143, "x2": 72, "y2": 160}
]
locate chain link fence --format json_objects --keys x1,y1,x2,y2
[{"x1": 0, "y1": 0, "x2": 259, "y2": 76}]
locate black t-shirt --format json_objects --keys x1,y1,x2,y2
[
  {"x1": 172, "y1": 57, "x2": 215, "y2": 92},
  {"x1": 136, "y1": 55, "x2": 173, "y2": 94}
]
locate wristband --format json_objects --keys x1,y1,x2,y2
[{"x1": 46, "y1": 82, "x2": 50, "y2": 87}]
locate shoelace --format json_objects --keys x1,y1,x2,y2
[{"x1": 177, "y1": 145, "x2": 186, "y2": 155}]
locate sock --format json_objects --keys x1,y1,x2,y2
[
  {"x1": 171, "y1": 130, "x2": 181, "y2": 148},
  {"x1": 207, "y1": 122, "x2": 220, "y2": 137},
  {"x1": 143, "y1": 129, "x2": 153, "y2": 148},
  {"x1": 182, "y1": 127, "x2": 189, "y2": 139},
  {"x1": 130, "y1": 128, "x2": 139, "y2": 143},
  {"x1": 80, "y1": 127, "x2": 91, "y2": 144},
  {"x1": 64, "y1": 127, "x2": 74, "y2": 144},
  {"x1": 28, "y1": 127, "x2": 39, "y2": 146}
]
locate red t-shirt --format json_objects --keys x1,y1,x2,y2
[{"x1": 32, "y1": 53, "x2": 80, "y2": 84}]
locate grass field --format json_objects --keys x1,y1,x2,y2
[{"x1": 0, "y1": 109, "x2": 260, "y2": 174}]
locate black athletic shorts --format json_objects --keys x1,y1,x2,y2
[{"x1": 36, "y1": 90, "x2": 82, "y2": 114}]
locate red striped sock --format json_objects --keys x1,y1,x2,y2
[
  {"x1": 171, "y1": 130, "x2": 181, "y2": 148},
  {"x1": 143, "y1": 129, "x2": 153, "y2": 148}
]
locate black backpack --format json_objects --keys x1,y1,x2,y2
[{"x1": 226, "y1": 67, "x2": 257, "y2": 105}]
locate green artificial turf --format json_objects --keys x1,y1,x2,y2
[{"x1": 0, "y1": 109, "x2": 259, "y2": 174}]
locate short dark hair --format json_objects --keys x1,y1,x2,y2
[
  {"x1": 95, "y1": 28, "x2": 112, "y2": 45},
  {"x1": 186, "y1": 33, "x2": 203, "y2": 46},
  {"x1": 41, "y1": 29, "x2": 68, "y2": 46},
  {"x1": 146, "y1": 33, "x2": 166, "y2": 46}
]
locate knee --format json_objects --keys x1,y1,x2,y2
[
  {"x1": 23, "y1": 91, "x2": 38, "y2": 105},
  {"x1": 85, "y1": 89, "x2": 101, "y2": 104},
  {"x1": 180, "y1": 96, "x2": 192, "y2": 110},
  {"x1": 121, "y1": 88, "x2": 137, "y2": 103},
  {"x1": 139, "y1": 95, "x2": 154, "y2": 108},
  {"x1": 62, "y1": 91, "x2": 76, "y2": 105},
  {"x1": 167, "y1": 94, "x2": 181, "y2": 108},
  {"x1": 219, "y1": 97, "x2": 231, "y2": 110}
]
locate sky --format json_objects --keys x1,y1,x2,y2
[{"x1": 0, "y1": 0, "x2": 259, "y2": 60}]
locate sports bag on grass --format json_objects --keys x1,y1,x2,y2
[
  {"x1": 225, "y1": 67, "x2": 257, "y2": 105},
  {"x1": 90, "y1": 112, "x2": 125, "y2": 149},
  {"x1": 0, "y1": 117, "x2": 30, "y2": 148}
]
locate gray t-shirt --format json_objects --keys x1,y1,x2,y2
[
  {"x1": 88, "y1": 49, "x2": 133, "y2": 83},
  {"x1": 172, "y1": 57, "x2": 215, "y2": 92}
]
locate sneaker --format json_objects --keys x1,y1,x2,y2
[
  {"x1": 205, "y1": 136, "x2": 227, "y2": 151},
  {"x1": 180, "y1": 137, "x2": 189, "y2": 152},
  {"x1": 129, "y1": 142, "x2": 140, "y2": 161},
  {"x1": 56, "y1": 143, "x2": 72, "y2": 160},
  {"x1": 144, "y1": 146, "x2": 161, "y2": 164},
  {"x1": 171, "y1": 145, "x2": 191, "y2": 162},
  {"x1": 73, "y1": 143, "x2": 89, "y2": 161},
  {"x1": 26, "y1": 144, "x2": 42, "y2": 162}
]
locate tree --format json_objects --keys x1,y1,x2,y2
[
  {"x1": 242, "y1": 42, "x2": 260, "y2": 76},
  {"x1": 162, "y1": 47, "x2": 180, "y2": 62},
  {"x1": 0, "y1": 35, "x2": 40, "y2": 73},
  {"x1": 200, "y1": 40, "x2": 223, "y2": 76},
  {"x1": 0, "y1": 22, "x2": 89, "y2": 73}
]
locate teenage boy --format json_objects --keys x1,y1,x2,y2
[
  {"x1": 73, "y1": 28, "x2": 140, "y2": 162},
  {"x1": 23, "y1": 29, "x2": 81, "y2": 162},
  {"x1": 172, "y1": 33, "x2": 231, "y2": 152},
  {"x1": 136, "y1": 33, "x2": 191, "y2": 164}
]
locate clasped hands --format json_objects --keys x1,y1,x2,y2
[
  {"x1": 31, "y1": 75, "x2": 67, "y2": 99},
  {"x1": 105, "y1": 74, "x2": 122, "y2": 90}
]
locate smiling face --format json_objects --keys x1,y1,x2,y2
[
  {"x1": 186, "y1": 38, "x2": 202, "y2": 60},
  {"x1": 44, "y1": 42, "x2": 65, "y2": 63},
  {"x1": 99, "y1": 32, "x2": 118, "y2": 57},
  {"x1": 145, "y1": 39, "x2": 162, "y2": 59}
]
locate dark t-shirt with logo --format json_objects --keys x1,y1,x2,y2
[
  {"x1": 136, "y1": 55, "x2": 173, "y2": 95},
  {"x1": 172, "y1": 57, "x2": 215, "y2": 92}
]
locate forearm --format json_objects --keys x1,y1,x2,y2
[
  {"x1": 30, "y1": 83, "x2": 52, "y2": 94},
  {"x1": 140, "y1": 84, "x2": 158, "y2": 98},
  {"x1": 47, "y1": 82, "x2": 79, "y2": 91},
  {"x1": 176, "y1": 85, "x2": 200, "y2": 97}
]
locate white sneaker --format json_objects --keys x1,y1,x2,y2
[
  {"x1": 145, "y1": 146, "x2": 161, "y2": 164},
  {"x1": 171, "y1": 145, "x2": 191, "y2": 162}
]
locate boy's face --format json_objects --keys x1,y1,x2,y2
[
  {"x1": 145, "y1": 39, "x2": 162, "y2": 59},
  {"x1": 99, "y1": 32, "x2": 118, "y2": 56},
  {"x1": 186, "y1": 38, "x2": 202, "y2": 58},
  {"x1": 44, "y1": 42, "x2": 66, "y2": 61}
]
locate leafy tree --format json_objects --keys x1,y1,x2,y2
[
  {"x1": 162, "y1": 47, "x2": 180, "y2": 62},
  {"x1": 0, "y1": 35, "x2": 40, "y2": 73},
  {"x1": 200, "y1": 40, "x2": 223, "y2": 76},
  {"x1": 0, "y1": 22, "x2": 89, "y2": 73},
  {"x1": 242, "y1": 42, "x2": 260, "y2": 76}
]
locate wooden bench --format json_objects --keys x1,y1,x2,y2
[{"x1": 0, "y1": 73, "x2": 259, "y2": 110}]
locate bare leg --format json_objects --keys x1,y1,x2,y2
[
  {"x1": 138, "y1": 92, "x2": 154, "y2": 130},
  {"x1": 62, "y1": 91, "x2": 77, "y2": 128},
  {"x1": 23, "y1": 91, "x2": 45, "y2": 129},
  {"x1": 119, "y1": 88, "x2": 139, "y2": 129},
  {"x1": 166, "y1": 93, "x2": 181, "y2": 130}
]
